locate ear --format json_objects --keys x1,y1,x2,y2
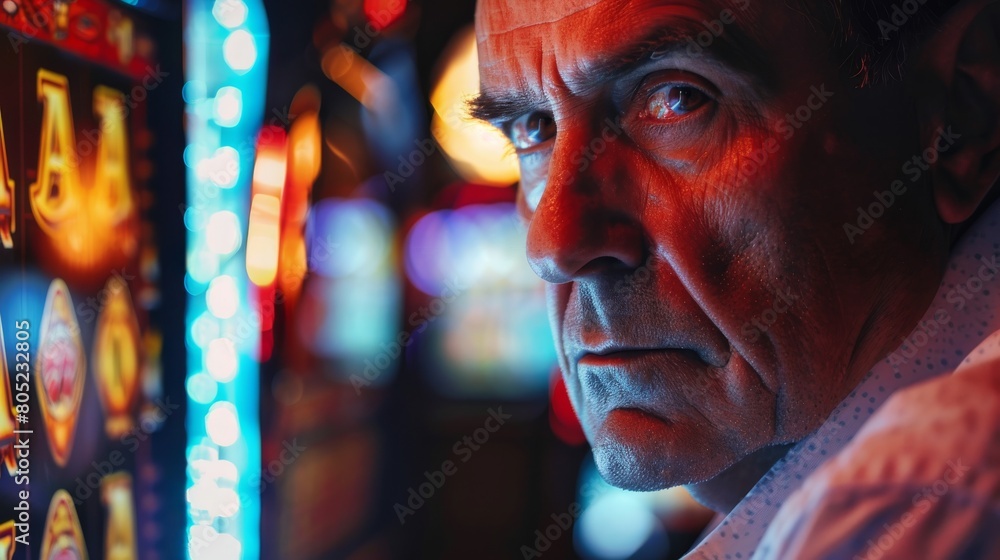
[{"x1": 913, "y1": 0, "x2": 1000, "y2": 224}]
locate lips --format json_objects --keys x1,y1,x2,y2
[
  {"x1": 573, "y1": 345, "x2": 713, "y2": 421},
  {"x1": 578, "y1": 347, "x2": 705, "y2": 368},
  {"x1": 572, "y1": 338, "x2": 726, "y2": 370}
]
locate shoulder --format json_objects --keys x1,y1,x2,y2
[{"x1": 756, "y1": 355, "x2": 1000, "y2": 560}]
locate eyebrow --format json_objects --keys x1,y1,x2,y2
[{"x1": 467, "y1": 17, "x2": 774, "y2": 125}]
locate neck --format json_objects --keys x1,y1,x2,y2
[
  {"x1": 685, "y1": 443, "x2": 795, "y2": 514},
  {"x1": 951, "y1": 188, "x2": 1000, "y2": 246}
]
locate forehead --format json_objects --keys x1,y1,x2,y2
[
  {"x1": 475, "y1": 0, "x2": 805, "y2": 95},
  {"x1": 475, "y1": 0, "x2": 742, "y2": 33}
]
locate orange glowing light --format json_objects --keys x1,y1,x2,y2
[
  {"x1": 0, "y1": 520, "x2": 14, "y2": 559},
  {"x1": 321, "y1": 45, "x2": 395, "y2": 111},
  {"x1": 33, "y1": 70, "x2": 80, "y2": 237},
  {"x1": 39, "y1": 491, "x2": 88, "y2": 560},
  {"x1": 93, "y1": 86, "x2": 135, "y2": 224},
  {"x1": 281, "y1": 96, "x2": 321, "y2": 301},
  {"x1": 288, "y1": 110, "x2": 321, "y2": 190},
  {"x1": 102, "y1": 473, "x2": 139, "y2": 560},
  {"x1": 29, "y1": 69, "x2": 137, "y2": 277},
  {"x1": 247, "y1": 194, "x2": 282, "y2": 287},
  {"x1": 92, "y1": 276, "x2": 142, "y2": 438},
  {"x1": 247, "y1": 128, "x2": 288, "y2": 287},
  {"x1": 0, "y1": 105, "x2": 13, "y2": 249},
  {"x1": 430, "y1": 27, "x2": 519, "y2": 186}
]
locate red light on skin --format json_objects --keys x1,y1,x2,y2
[
  {"x1": 364, "y1": 0, "x2": 407, "y2": 32},
  {"x1": 550, "y1": 367, "x2": 586, "y2": 446}
]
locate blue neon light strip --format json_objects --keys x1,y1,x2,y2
[{"x1": 183, "y1": 0, "x2": 268, "y2": 558}]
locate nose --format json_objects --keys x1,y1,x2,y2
[{"x1": 526, "y1": 121, "x2": 646, "y2": 284}]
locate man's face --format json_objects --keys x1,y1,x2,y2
[{"x1": 475, "y1": 0, "x2": 945, "y2": 490}]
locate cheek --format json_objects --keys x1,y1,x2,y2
[
  {"x1": 545, "y1": 282, "x2": 572, "y2": 366},
  {"x1": 517, "y1": 150, "x2": 551, "y2": 213}
]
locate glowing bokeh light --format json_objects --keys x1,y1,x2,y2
[
  {"x1": 246, "y1": 194, "x2": 281, "y2": 286},
  {"x1": 196, "y1": 146, "x2": 241, "y2": 189},
  {"x1": 213, "y1": 86, "x2": 243, "y2": 127},
  {"x1": 320, "y1": 45, "x2": 394, "y2": 110},
  {"x1": 364, "y1": 0, "x2": 406, "y2": 30},
  {"x1": 188, "y1": 250, "x2": 220, "y2": 284},
  {"x1": 186, "y1": 372, "x2": 219, "y2": 404},
  {"x1": 288, "y1": 110, "x2": 321, "y2": 188},
  {"x1": 184, "y1": 206, "x2": 207, "y2": 232},
  {"x1": 576, "y1": 492, "x2": 659, "y2": 560},
  {"x1": 205, "y1": 402, "x2": 241, "y2": 447},
  {"x1": 430, "y1": 26, "x2": 519, "y2": 186},
  {"x1": 190, "y1": 311, "x2": 221, "y2": 346},
  {"x1": 307, "y1": 198, "x2": 392, "y2": 278},
  {"x1": 190, "y1": 529, "x2": 242, "y2": 560},
  {"x1": 223, "y1": 30, "x2": 257, "y2": 72},
  {"x1": 212, "y1": 0, "x2": 247, "y2": 28},
  {"x1": 186, "y1": 0, "x2": 266, "y2": 554},
  {"x1": 183, "y1": 80, "x2": 207, "y2": 103},
  {"x1": 205, "y1": 338, "x2": 238, "y2": 382},
  {"x1": 404, "y1": 203, "x2": 535, "y2": 295},
  {"x1": 246, "y1": 136, "x2": 287, "y2": 286},
  {"x1": 205, "y1": 211, "x2": 242, "y2": 255},
  {"x1": 206, "y1": 275, "x2": 239, "y2": 319}
]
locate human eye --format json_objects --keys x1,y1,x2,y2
[
  {"x1": 621, "y1": 70, "x2": 720, "y2": 157},
  {"x1": 642, "y1": 83, "x2": 711, "y2": 120},
  {"x1": 505, "y1": 111, "x2": 557, "y2": 151},
  {"x1": 634, "y1": 72, "x2": 716, "y2": 124}
]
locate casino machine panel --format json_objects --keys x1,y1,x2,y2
[{"x1": 0, "y1": 1, "x2": 183, "y2": 559}]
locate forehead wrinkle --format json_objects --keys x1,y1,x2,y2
[
  {"x1": 477, "y1": 0, "x2": 773, "y2": 121},
  {"x1": 475, "y1": 0, "x2": 604, "y2": 38}
]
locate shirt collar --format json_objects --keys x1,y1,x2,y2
[{"x1": 689, "y1": 199, "x2": 1000, "y2": 559}]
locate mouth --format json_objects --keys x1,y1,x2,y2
[
  {"x1": 578, "y1": 347, "x2": 705, "y2": 368},
  {"x1": 575, "y1": 340, "x2": 719, "y2": 369},
  {"x1": 572, "y1": 344, "x2": 714, "y2": 415}
]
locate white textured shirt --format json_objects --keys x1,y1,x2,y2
[{"x1": 688, "y1": 200, "x2": 1000, "y2": 560}]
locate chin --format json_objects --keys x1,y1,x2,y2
[{"x1": 588, "y1": 408, "x2": 748, "y2": 491}]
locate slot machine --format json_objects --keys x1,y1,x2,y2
[{"x1": 0, "y1": 0, "x2": 184, "y2": 558}]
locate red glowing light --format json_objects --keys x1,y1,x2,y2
[
  {"x1": 364, "y1": 0, "x2": 406, "y2": 31},
  {"x1": 549, "y1": 368, "x2": 586, "y2": 446}
]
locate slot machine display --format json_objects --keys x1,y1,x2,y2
[{"x1": 0, "y1": 1, "x2": 181, "y2": 558}]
